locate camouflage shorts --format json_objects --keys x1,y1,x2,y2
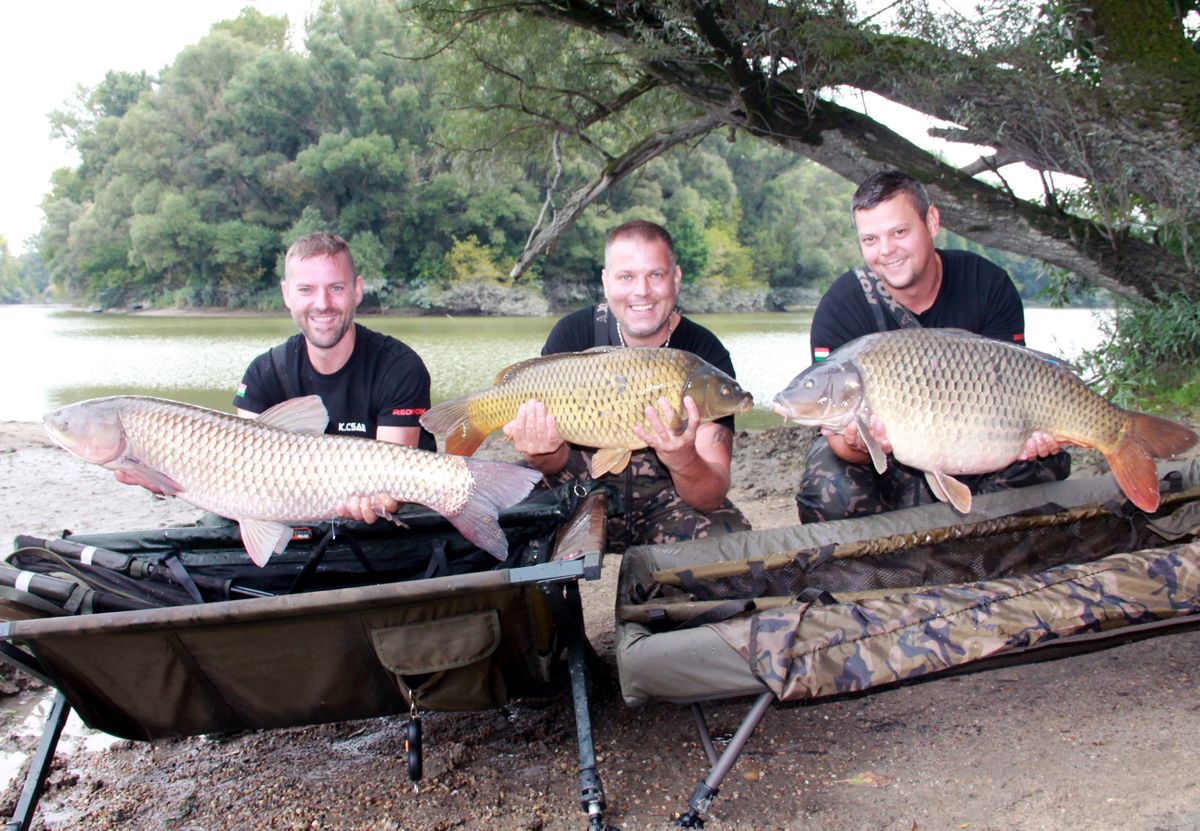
[
  {"x1": 550, "y1": 447, "x2": 751, "y2": 553},
  {"x1": 795, "y1": 436, "x2": 1072, "y2": 523}
]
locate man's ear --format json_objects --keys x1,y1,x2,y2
[{"x1": 925, "y1": 204, "x2": 941, "y2": 238}]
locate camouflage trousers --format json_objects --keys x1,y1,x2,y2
[
  {"x1": 550, "y1": 447, "x2": 751, "y2": 553},
  {"x1": 795, "y1": 436, "x2": 1072, "y2": 523}
]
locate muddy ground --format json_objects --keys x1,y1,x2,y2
[{"x1": 1, "y1": 421, "x2": 1199, "y2": 831}]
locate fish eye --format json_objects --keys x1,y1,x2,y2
[
  {"x1": 720, "y1": 384, "x2": 731, "y2": 396},
  {"x1": 803, "y1": 378, "x2": 814, "y2": 390}
]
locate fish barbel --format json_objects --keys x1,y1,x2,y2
[
  {"x1": 772, "y1": 328, "x2": 1198, "y2": 514},
  {"x1": 420, "y1": 347, "x2": 754, "y2": 477},
  {"x1": 43, "y1": 395, "x2": 542, "y2": 565}
]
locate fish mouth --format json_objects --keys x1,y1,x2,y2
[{"x1": 770, "y1": 399, "x2": 796, "y2": 420}]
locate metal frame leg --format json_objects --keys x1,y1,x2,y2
[
  {"x1": 675, "y1": 691, "x2": 775, "y2": 828},
  {"x1": 561, "y1": 581, "x2": 609, "y2": 830},
  {"x1": 5, "y1": 691, "x2": 71, "y2": 831}
]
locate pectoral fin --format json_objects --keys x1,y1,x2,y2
[
  {"x1": 925, "y1": 470, "x2": 972, "y2": 513},
  {"x1": 856, "y1": 413, "x2": 888, "y2": 474},
  {"x1": 239, "y1": 518, "x2": 293, "y2": 566},
  {"x1": 590, "y1": 447, "x2": 632, "y2": 477},
  {"x1": 114, "y1": 460, "x2": 184, "y2": 497}
]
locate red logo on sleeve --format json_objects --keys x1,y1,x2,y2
[{"x1": 392, "y1": 408, "x2": 427, "y2": 416}]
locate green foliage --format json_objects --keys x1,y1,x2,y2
[
  {"x1": 1077, "y1": 292, "x2": 1200, "y2": 410},
  {"x1": 33, "y1": 0, "x2": 1130, "y2": 315},
  {"x1": 442, "y1": 236, "x2": 509, "y2": 286}
]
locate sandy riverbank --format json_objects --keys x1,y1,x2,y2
[{"x1": 1, "y1": 422, "x2": 1199, "y2": 830}]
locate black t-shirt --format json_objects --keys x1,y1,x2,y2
[
  {"x1": 234, "y1": 323, "x2": 436, "y2": 450},
  {"x1": 542, "y1": 305, "x2": 739, "y2": 432},
  {"x1": 809, "y1": 249, "x2": 1025, "y2": 360}
]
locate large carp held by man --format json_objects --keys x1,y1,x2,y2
[
  {"x1": 421, "y1": 346, "x2": 754, "y2": 477},
  {"x1": 43, "y1": 395, "x2": 542, "y2": 565},
  {"x1": 772, "y1": 328, "x2": 1198, "y2": 514}
]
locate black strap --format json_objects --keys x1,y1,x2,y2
[
  {"x1": 593, "y1": 303, "x2": 615, "y2": 346},
  {"x1": 421, "y1": 539, "x2": 449, "y2": 580},
  {"x1": 270, "y1": 341, "x2": 300, "y2": 401},
  {"x1": 854, "y1": 266, "x2": 923, "y2": 331},
  {"x1": 164, "y1": 553, "x2": 206, "y2": 604}
]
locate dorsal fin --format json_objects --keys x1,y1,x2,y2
[
  {"x1": 256, "y1": 395, "x2": 329, "y2": 433},
  {"x1": 493, "y1": 349, "x2": 617, "y2": 385}
]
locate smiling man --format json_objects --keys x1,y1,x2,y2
[
  {"x1": 796, "y1": 170, "x2": 1071, "y2": 522},
  {"x1": 233, "y1": 231, "x2": 436, "y2": 521},
  {"x1": 504, "y1": 219, "x2": 750, "y2": 551}
]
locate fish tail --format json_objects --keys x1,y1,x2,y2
[
  {"x1": 1103, "y1": 412, "x2": 1199, "y2": 513},
  {"x1": 420, "y1": 397, "x2": 489, "y2": 456},
  {"x1": 446, "y1": 459, "x2": 544, "y2": 560}
]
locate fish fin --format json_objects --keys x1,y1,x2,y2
[
  {"x1": 493, "y1": 351, "x2": 604, "y2": 384},
  {"x1": 239, "y1": 519, "x2": 293, "y2": 567},
  {"x1": 1100, "y1": 412, "x2": 1197, "y2": 513},
  {"x1": 926, "y1": 470, "x2": 972, "y2": 513},
  {"x1": 447, "y1": 459, "x2": 544, "y2": 560},
  {"x1": 257, "y1": 395, "x2": 328, "y2": 434},
  {"x1": 856, "y1": 413, "x2": 888, "y2": 474},
  {"x1": 420, "y1": 397, "x2": 489, "y2": 456},
  {"x1": 114, "y1": 460, "x2": 184, "y2": 497},
  {"x1": 590, "y1": 447, "x2": 632, "y2": 477}
]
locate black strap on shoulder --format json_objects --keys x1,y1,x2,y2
[
  {"x1": 854, "y1": 266, "x2": 923, "y2": 331},
  {"x1": 270, "y1": 341, "x2": 299, "y2": 401},
  {"x1": 593, "y1": 303, "x2": 613, "y2": 346}
]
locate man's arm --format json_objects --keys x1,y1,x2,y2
[{"x1": 376, "y1": 425, "x2": 423, "y2": 447}]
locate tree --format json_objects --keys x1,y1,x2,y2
[{"x1": 411, "y1": 1, "x2": 1199, "y2": 300}]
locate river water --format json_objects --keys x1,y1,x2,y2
[{"x1": 3, "y1": 304, "x2": 1109, "y2": 431}]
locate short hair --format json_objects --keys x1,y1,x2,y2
[
  {"x1": 605, "y1": 220, "x2": 677, "y2": 266},
  {"x1": 284, "y1": 231, "x2": 356, "y2": 276},
  {"x1": 851, "y1": 170, "x2": 932, "y2": 219}
]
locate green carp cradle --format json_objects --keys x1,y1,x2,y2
[
  {"x1": 43, "y1": 395, "x2": 542, "y2": 565},
  {"x1": 420, "y1": 346, "x2": 754, "y2": 477},
  {"x1": 772, "y1": 328, "x2": 1198, "y2": 514}
]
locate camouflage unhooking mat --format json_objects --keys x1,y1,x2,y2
[{"x1": 616, "y1": 461, "x2": 1200, "y2": 706}]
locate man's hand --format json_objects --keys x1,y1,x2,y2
[
  {"x1": 633, "y1": 395, "x2": 701, "y2": 465},
  {"x1": 825, "y1": 414, "x2": 891, "y2": 464},
  {"x1": 336, "y1": 494, "x2": 400, "y2": 525},
  {"x1": 503, "y1": 400, "x2": 569, "y2": 475},
  {"x1": 1017, "y1": 431, "x2": 1062, "y2": 461}
]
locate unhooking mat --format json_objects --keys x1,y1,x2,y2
[{"x1": 616, "y1": 461, "x2": 1200, "y2": 706}]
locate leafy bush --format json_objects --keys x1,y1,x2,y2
[{"x1": 1077, "y1": 292, "x2": 1200, "y2": 412}]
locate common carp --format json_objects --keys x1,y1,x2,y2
[
  {"x1": 43, "y1": 395, "x2": 543, "y2": 565},
  {"x1": 421, "y1": 347, "x2": 754, "y2": 477},
  {"x1": 772, "y1": 328, "x2": 1198, "y2": 514}
]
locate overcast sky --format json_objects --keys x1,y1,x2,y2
[
  {"x1": 1, "y1": 1, "x2": 314, "y2": 254},
  {"x1": 1, "y1": 2, "x2": 1055, "y2": 257}
]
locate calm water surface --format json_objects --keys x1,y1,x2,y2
[{"x1": 3, "y1": 304, "x2": 1108, "y2": 430}]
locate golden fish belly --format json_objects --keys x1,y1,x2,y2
[
  {"x1": 853, "y1": 330, "x2": 1129, "y2": 474},
  {"x1": 121, "y1": 402, "x2": 474, "y2": 520},
  {"x1": 469, "y1": 350, "x2": 694, "y2": 449}
]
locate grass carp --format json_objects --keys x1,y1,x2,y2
[
  {"x1": 43, "y1": 395, "x2": 543, "y2": 565},
  {"x1": 772, "y1": 328, "x2": 1198, "y2": 514},
  {"x1": 420, "y1": 346, "x2": 754, "y2": 477}
]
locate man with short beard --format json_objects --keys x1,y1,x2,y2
[
  {"x1": 504, "y1": 219, "x2": 750, "y2": 551},
  {"x1": 232, "y1": 231, "x2": 435, "y2": 522},
  {"x1": 796, "y1": 170, "x2": 1070, "y2": 523}
]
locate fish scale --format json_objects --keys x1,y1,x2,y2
[
  {"x1": 773, "y1": 328, "x2": 1197, "y2": 514},
  {"x1": 44, "y1": 395, "x2": 542, "y2": 564}
]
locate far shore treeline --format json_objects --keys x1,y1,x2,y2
[{"x1": 0, "y1": 3, "x2": 1094, "y2": 316}]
